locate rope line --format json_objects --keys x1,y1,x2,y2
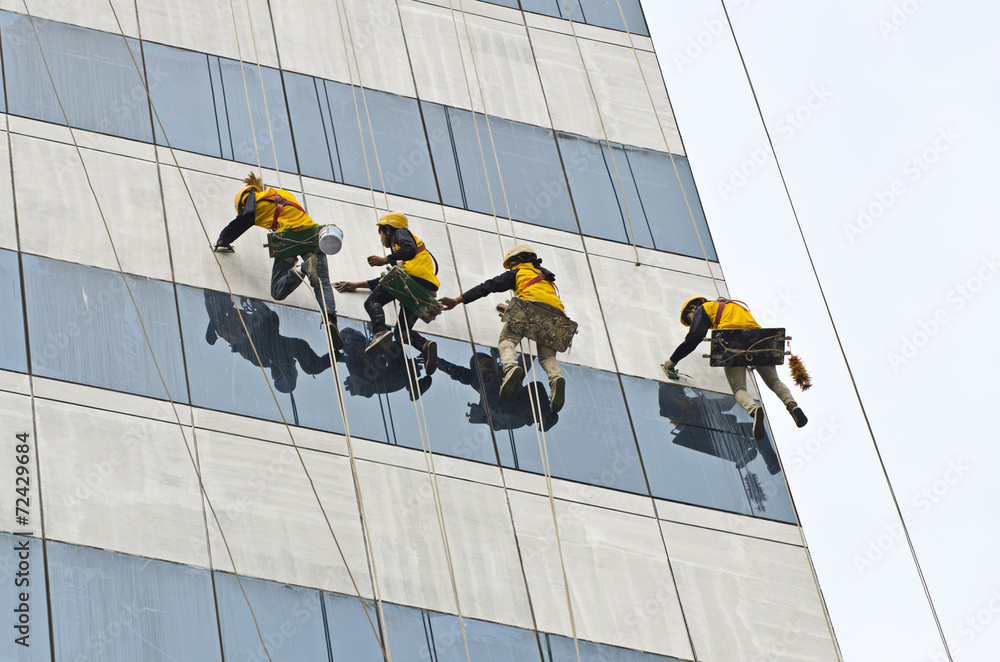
[
  {"x1": 100, "y1": 2, "x2": 391, "y2": 656},
  {"x1": 238, "y1": 0, "x2": 283, "y2": 188},
  {"x1": 20, "y1": 3, "x2": 276, "y2": 658},
  {"x1": 226, "y1": 0, "x2": 263, "y2": 180},
  {"x1": 719, "y1": 2, "x2": 945, "y2": 659}
]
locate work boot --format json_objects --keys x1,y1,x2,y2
[
  {"x1": 325, "y1": 313, "x2": 344, "y2": 351},
  {"x1": 422, "y1": 340, "x2": 438, "y2": 376},
  {"x1": 751, "y1": 406, "x2": 766, "y2": 441},
  {"x1": 787, "y1": 401, "x2": 808, "y2": 428},
  {"x1": 549, "y1": 377, "x2": 566, "y2": 413},
  {"x1": 499, "y1": 366, "x2": 525, "y2": 400},
  {"x1": 365, "y1": 329, "x2": 393, "y2": 354}
]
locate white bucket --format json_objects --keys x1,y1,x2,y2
[{"x1": 318, "y1": 225, "x2": 344, "y2": 255}]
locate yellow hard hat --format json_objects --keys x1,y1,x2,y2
[
  {"x1": 679, "y1": 296, "x2": 708, "y2": 326},
  {"x1": 377, "y1": 211, "x2": 408, "y2": 229},
  {"x1": 234, "y1": 184, "x2": 259, "y2": 213},
  {"x1": 503, "y1": 244, "x2": 536, "y2": 270}
]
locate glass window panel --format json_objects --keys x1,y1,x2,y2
[
  {"x1": 216, "y1": 57, "x2": 296, "y2": 171},
  {"x1": 626, "y1": 149, "x2": 718, "y2": 261},
  {"x1": 449, "y1": 109, "x2": 576, "y2": 232},
  {"x1": 499, "y1": 361, "x2": 646, "y2": 494},
  {"x1": 377, "y1": 335, "x2": 499, "y2": 464},
  {"x1": 0, "y1": 13, "x2": 151, "y2": 141},
  {"x1": 488, "y1": 0, "x2": 521, "y2": 9},
  {"x1": 519, "y1": 0, "x2": 561, "y2": 19},
  {"x1": 556, "y1": 0, "x2": 586, "y2": 22},
  {"x1": 542, "y1": 633, "x2": 681, "y2": 661},
  {"x1": 558, "y1": 133, "x2": 628, "y2": 244},
  {"x1": 284, "y1": 71, "x2": 339, "y2": 182},
  {"x1": 210, "y1": 56, "x2": 235, "y2": 161},
  {"x1": 382, "y1": 603, "x2": 435, "y2": 662},
  {"x1": 579, "y1": 0, "x2": 650, "y2": 36},
  {"x1": 323, "y1": 81, "x2": 438, "y2": 202},
  {"x1": 22, "y1": 256, "x2": 188, "y2": 402},
  {"x1": 0, "y1": 249, "x2": 27, "y2": 373},
  {"x1": 144, "y1": 42, "x2": 222, "y2": 158},
  {"x1": 421, "y1": 102, "x2": 464, "y2": 209},
  {"x1": 216, "y1": 573, "x2": 329, "y2": 662},
  {"x1": 178, "y1": 286, "x2": 390, "y2": 441},
  {"x1": 609, "y1": 143, "x2": 654, "y2": 248},
  {"x1": 0, "y1": 534, "x2": 51, "y2": 661},
  {"x1": 623, "y1": 375, "x2": 795, "y2": 522},
  {"x1": 428, "y1": 612, "x2": 542, "y2": 662},
  {"x1": 47, "y1": 541, "x2": 223, "y2": 661},
  {"x1": 324, "y1": 592, "x2": 386, "y2": 660}
]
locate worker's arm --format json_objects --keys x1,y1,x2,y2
[
  {"x1": 386, "y1": 228, "x2": 418, "y2": 264},
  {"x1": 216, "y1": 196, "x2": 257, "y2": 247},
  {"x1": 334, "y1": 280, "x2": 373, "y2": 293},
  {"x1": 459, "y1": 271, "x2": 517, "y2": 305},
  {"x1": 668, "y1": 307, "x2": 711, "y2": 365}
]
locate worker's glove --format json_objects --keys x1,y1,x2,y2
[
  {"x1": 662, "y1": 360, "x2": 680, "y2": 380},
  {"x1": 214, "y1": 242, "x2": 234, "y2": 253}
]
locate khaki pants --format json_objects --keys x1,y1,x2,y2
[
  {"x1": 724, "y1": 365, "x2": 794, "y2": 415},
  {"x1": 498, "y1": 322, "x2": 562, "y2": 386}
]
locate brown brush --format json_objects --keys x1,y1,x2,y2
[
  {"x1": 243, "y1": 171, "x2": 264, "y2": 191},
  {"x1": 788, "y1": 354, "x2": 812, "y2": 391}
]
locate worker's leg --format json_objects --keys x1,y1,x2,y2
[
  {"x1": 755, "y1": 366, "x2": 795, "y2": 406},
  {"x1": 310, "y1": 253, "x2": 337, "y2": 318},
  {"x1": 723, "y1": 366, "x2": 757, "y2": 415},
  {"x1": 498, "y1": 323, "x2": 526, "y2": 399},
  {"x1": 363, "y1": 285, "x2": 395, "y2": 333},
  {"x1": 537, "y1": 343, "x2": 566, "y2": 413},
  {"x1": 270, "y1": 257, "x2": 302, "y2": 300}
]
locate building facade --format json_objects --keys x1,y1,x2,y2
[{"x1": 0, "y1": 0, "x2": 840, "y2": 660}]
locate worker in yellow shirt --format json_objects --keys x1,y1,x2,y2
[
  {"x1": 662, "y1": 296, "x2": 806, "y2": 440},
  {"x1": 334, "y1": 212, "x2": 440, "y2": 374},
  {"x1": 439, "y1": 245, "x2": 567, "y2": 413},
  {"x1": 215, "y1": 173, "x2": 341, "y2": 349}
]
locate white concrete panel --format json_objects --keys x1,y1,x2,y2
[
  {"x1": 589, "y1": 253, "x2": 733, "y2": 391},
  {"x1": 509, "y1": 490, "x2": 693, "y2": 657},
  {"x1": 353, "y1": 437, "x2": 504, "y2": 487},
  {"x1": 7, "y1": 116, "x2": 157, "y2": 161},
  {"x1": 198, "y1": 429, "x2": 373, "y2": 596},
  {"x1": 33, "y1": 378, "x2": 193, "y2": 426},
  {"x1": 272, "y1": 0, "x2": 414, "y2": 97},
  {"x1": 532, "y1": 29, "x2": 684, "y2": 154},
  {"x1": 400, "y1": 1, "x2": 550, "y2": 127},
  {"x1": 503, "y1": 468, "x2": 654, "y2": 518},
  {"x1": 34, "y1": 399, "x2": 210, "y2": 567},
  {"x1": 193, "y1": 406, "x2": 347, "y2": 455},
  {"x1": 662, "y1": 521, "x2": 839, "y2": 662},
  {"x1": 0, "y1": 369, "x2": 30, "y2": 395},
  {"x1": 357, "y1": 461, "x2": 533, "y2": 627},
  {"x1": 136, "y1": 0, "x2": 278, "y2": 66},
  {"x1": 0, "y1": 0, "x2": 139, "y2": 37},
  {"x1": 656, "y1": 498, "x2": 803, "y2": 547},
  {"x1": 0, "y1": 391, "x2": 38, "y2": 535},
  {"x1": 582, "y1": 234, "x2": 722, "y2": 280},
  {"x1": 446, "y1": 223, "x2": 616, "y2": 372},
  {"x1": 0, "y1": 127, "x2": 14, "y2": 250},
  {"x1": 12, "y1": 134, "x2": 171, "y2": 280}
]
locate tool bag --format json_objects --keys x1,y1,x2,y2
[
  {"x1": 266, "y1": 225, "x2": 323, "y2": 259},
  {"x1": 500, "y1": 296, "x2": 578, "y2": 352},
  {"x1": 706, "y1": 328, "x2": 788, "y2": 367},
  {"x1": 378, "y1": 265, "x2": 443, "y2": 323}
]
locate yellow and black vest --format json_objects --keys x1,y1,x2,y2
[
  {"x1": 395, "y1": 231, "x2": 439, "y2": 289},
  {"x1": 252, "y1": 188, "x2": 315, "y2": 233},
  {"x1": 513, "y1": 264, "x2": 563, "y2": 312},
  {"x1": 702, "y1": 299, "x2": 759, "y2": 329}
]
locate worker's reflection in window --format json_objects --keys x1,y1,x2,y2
[{"x1": 336, "y1": 327, "x2": 431, "y2": 401}]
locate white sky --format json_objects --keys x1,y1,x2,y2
[{"x1": 644, "y1": 1, "x2": 1000, "y2": 660}]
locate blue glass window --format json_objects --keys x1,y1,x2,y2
[
  {"x1": 542, "y1": 633, "x2": 681, "y2": 661},
  {"x1": 580, "y1": 0, "x2": 649, "y2": 36},
  {"x1": 0, "y1": 534, "x2": 51, "y2": 661},
  {"x1": 216, "y1": 573, "x2": 329, "y2": 661},
  {"x1": 143, "y1": 42, "x2": 223, "y2": 158},
  {"x1": 47, "y1": 541, "x2": 223, "y2": 661},
  {"x1": 623, "y1": 375, "x2": 795, "y2": 522},
  {"x1": 324, "y1": 593, "x2": 386, "y2": 660},
  {"x1": 382, "y1": 604, "x2": 543, "y2": 661},
  {"x1": 497, "y1": 360, "x2": 647, "y2": 494},
  {"x1": 284, "y1": 70, "x2": 342, "y2": 182},
  {"x1": 520, "y1": 0, "x2": 562, "y2": 18},
  {"x1": 421, "y1": 102, "x2": 465, "y2": 209},
  {"x1": 0, "y1": 12, "x2": 151, "y2": 141},
  {"x1": 216, "y1": 57, "x2": 296, "y2": 171},
  {"x1": 22, "y1": 256, "x2": 188, "y2": 402},
  {"x1": 0, "y1": 249, "x2": 27, "y2": 373},
  {"x1": 449, "y1": 110, "x2": 577, "y2": 233}
]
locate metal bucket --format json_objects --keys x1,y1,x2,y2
[{"x1": 318, "y1": 225, "x2": 344, "y2": 255}]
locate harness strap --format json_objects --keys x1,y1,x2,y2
[
  {"x1": 714, "y1": 297, "x2": 749, "y2": 326},
  {"x1": 413, "y1": 244, "x2": 439, "y2": 275},
  {"x1": 261, "y1": 194, "x2": 305, "y2": 231},
  {"x1": 521, "y1": 272, "x2": 559, "y2": 298}
]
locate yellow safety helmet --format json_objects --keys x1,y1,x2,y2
[
  {"x1": 503, "y1": 244, "x2": 536, "y2": 270},
  {"x1": 679, "y1": 296, "x2": 708, "y2": 326},
  {"x1": 377, "y1": 211, "x2": 409, "y2": 230},
  {"x1": 234, "y1": 185, "x2": 259, "y2": 213}
]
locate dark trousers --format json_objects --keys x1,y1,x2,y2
[
  {"x1": 270, "y1": 253, "x2": 337, "y2": 316},
  {"x1": 364, "y1": 276, "x2": 437, "y2": 350}
]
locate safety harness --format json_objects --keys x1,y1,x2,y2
[
  {"x1": 261, "y1": 193, "x2": 305, "y2": 231},
  {"x1": 713, "y1": 297, "x2": 749, "y2": 326}
]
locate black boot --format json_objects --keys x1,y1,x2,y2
[{"x1": 787, "y1": 401, "x2": 808, "y2": 428}]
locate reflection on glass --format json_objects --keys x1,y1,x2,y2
[
  {"x1": 216, "y1": 573, "x2": 328, "y2": 661},
  {"x1": 47, "y1": 541, "x2": 223, "y2": 661},
  {"x1": 22, "y1": 256, "x2": 187, "y2": 402},
  {"x1": 0, "y1": 12, "x2": 151, "y2": 141},
  {"x1": 144, "y1": 41, "x2": 223, "y2": 157},
  {"x1": 623, "y1": 376, "x2": 795, "y2": 522},
  {"x1": 217, "y1": 58, "x2": 296, "y2": 170},
  {"x1": 0, "y1": 249, "x2": 27, "y2": 373},
  {"x1": 337, "y1": 325, "x2": 430, "y2": 402},
  {"x1": 324, "y1": 593, "x2": 385, "y2": 660},
  {"x1": 579, "y1": 0, "x2": 650, "y2": 36},
  {"x1": 500, "y1": 362, "x2": 646, "y2": 494},
  {"x1": 0, "y1": 534, "x2": 51, "y2": 661},
  {"x1": 437, "y1": 348, "x2": 558, "y2": 432},
  {"x1": 421, "y1": 102, "x2": 465, "y2": 209}
]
